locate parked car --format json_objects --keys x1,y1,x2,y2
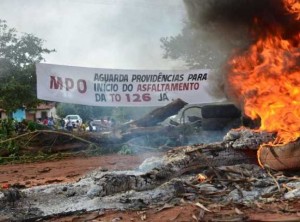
[
  {"x1": 63, "y1": 115, "x2": 82, "y2": 128},
  {"x1": 85, "y1": 125, "x2": 96, "y2": 131},
  {"x1": 85, "y1": 119, "x2": 107, "y2": 131}
]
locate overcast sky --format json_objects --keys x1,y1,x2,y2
[{"x1": 0, "y1": 0, "x2": 186, "y2": 70}]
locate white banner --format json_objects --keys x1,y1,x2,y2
[{"x1": 36, "y1": 63, "x2": 220, "y2": 107}]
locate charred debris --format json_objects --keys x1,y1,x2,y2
[
  {"x1": 0, "y1": 99, "x2": 299, "y2": 221},
  {"x1": 0, "y1": 99, "x2": 246, "y2": 161}
]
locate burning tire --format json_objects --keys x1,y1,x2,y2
[
  {"x1": 201, "y1": 118, "x2": 241, "y2": 131},
  {"x1": 201, "y1": 104, "x2": 242, "y2": 131},
  {"x1": 201, "y1": 104, "x2": 241, "y2": 119},
  {"x1": 258, "y1": 139, "x2": 300, "y2": 171}
]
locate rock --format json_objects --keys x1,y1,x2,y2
[
  {"x1": 138, "y1": 157, "x2": 163, "y2": 172},
  {"x1": 62, "y1": 186, "x2": 68, "y2": 192},
  {"x1": 87, "y1": 185, "x2": 102, "y2": 199},
  {"x1": 284, "y1": 188, "x2": 300, "y2": 199},
  {"x1": 223, "y1": 128, "x2": 275, "y2": 150}
]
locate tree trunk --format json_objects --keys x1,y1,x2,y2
[{"x1": 132, "y1": 98, "x2": 187, "y2": 127}]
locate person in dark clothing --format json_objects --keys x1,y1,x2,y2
[
  {"x1": 88, "y1": 120, "x2": 94, "y2": 131},
  {"x1": 66, "y1": 117, "x2": 73, "y2": 131},
  {"x1": 60, "y1": 119, "x2": 65, "y2": 129}
]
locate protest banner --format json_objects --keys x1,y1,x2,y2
[{"x1": 36, "y1": 63, "x2": 221, "y2": 106}]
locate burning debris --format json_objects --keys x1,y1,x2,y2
[
  {"x1": 0, "y1": 0, "x2": 299, "y2": 220},
  {"x1": 0, "y1": 99, "x2": 298, "y2": 219},
  {"x1": 225, "y1": 0, "x2": 300, "y2": 170},
  {"x1": 185, "y1": 0, "x2": 300, "y2": 170},
  {"x1": 0, "y1": 98, "x2": 297, "y2": 220},
  {"x1": 0, "y1": 131, "x2": 299, "y2": 221}
]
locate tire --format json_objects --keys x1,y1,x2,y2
[
  {"x1": 201, "y1": 104, "x2": 241, "y2": 119},
  {"x1": 201, "y1": 118, "x2": 241, "y2": 131}
]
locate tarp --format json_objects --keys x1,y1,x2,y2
[{"x1": 36, "y1": 63, "x2": 221, "y2": 107}]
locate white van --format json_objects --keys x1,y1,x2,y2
[{"x1": 63, "y1": 115, "x2": 83, "y2": 127}]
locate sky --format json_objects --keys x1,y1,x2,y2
[{"x1": 0, "y1": 0, "x2": 186, "y2": 70}]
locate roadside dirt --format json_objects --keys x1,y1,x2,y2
[
  {"x1": 1, "y1": 153, "x2": 299, "y2": 222},
  {"x1": 0, "y1": 153, "x2": 160, "y2": 188}
]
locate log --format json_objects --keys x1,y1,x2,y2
[
  {"x1": 0, "y1": 130, "x2": 97, "y2": 156},
  {"x1": 86, "y1": 128, "x2": 277, "y2": 197},
  {"x1": 91, "y1": 143, "x2": 257, "y2": 197},
  {"x1": 0, "y1": 100, "x2": 188, "y2": 157},
  {"x1": 121, "y1": 125, "x2": 183, "y2": 141},
  {"x1": 3, "y1": 125, "x2": 299, "y2": 222},
  {"x1": 132, "y1": 98, "x2": 188, "y2": 127}
]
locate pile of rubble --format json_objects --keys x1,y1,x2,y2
[{"x1": 0, "y1": 128, "x2": 299, "y2": 221}]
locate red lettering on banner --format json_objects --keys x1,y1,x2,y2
[
  {"x1": 125, "y1": 93, "x2": 151, "y2": 102},
  {"x1": 65, "y1": 78, "x2": 74, "y2": 91},
  {"x1": 50, "y1": 76, "x2": 63, "y2": 89},
  {"x1": 77, "y1": 79, "x2": 87, "y2": 93},
  {"x1": 50, "y1": 76, "x2": 87, "y2": 93}
]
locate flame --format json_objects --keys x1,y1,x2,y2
[
  {"x1": 197, "y1": 173, "x2": 208, "y2": 183},
  {"x1": 284, "y1": 0, "x2": 300, "y2": 20},
  {"x1": 227, "y1": 0, "x2": 300, "y2": 146}
]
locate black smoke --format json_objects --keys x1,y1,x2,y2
[
  {"x1": 184, "y1": 0, "x2": 299, "y2": 41},
  {"x1": 183, "y1": 0, "x2": 300, "y2": 102}
]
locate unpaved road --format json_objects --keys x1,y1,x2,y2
[
  {"x1": 0, "y1": 153, "x2": 160, "y2": 188},
  {"x1": 1, "y1": 153, "x2": 299, "y2": 222}
]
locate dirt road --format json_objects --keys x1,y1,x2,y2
[
  {"x1": 0, "y1": 153, "x2": 160, "y2": 188},
  {"x1": 1, "y1": 153, "x2": 299, "y2": 221}
]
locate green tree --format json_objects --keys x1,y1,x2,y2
[
  {"x1": 56, "y1": 103, "x2": 113, "y2": 122},
  {"x1": 111, "y1": 107, "x2": 155, "y2": 123},
  {"x1": 160, "y1": 24, "x2": 229, "y2": 69},
  {"x1": 56, "y1": 103, "x2": 155, "y2": 124},
  {"x1": 0, "y1": 19, "x2": 55, "y2": 114}
]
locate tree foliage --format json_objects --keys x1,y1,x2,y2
[
  {"x1": 56, "y1": 103, "x2": 154, "y2": 123},
  {"x1": 56, "y1": 103, "x2": 113, "y2": 122},
  {"x1": 160, "y1": 24, "x2": 229, "y2": 69},
  {"x1": 0, "y1": 20, "x2": 55, "y2": 113}
]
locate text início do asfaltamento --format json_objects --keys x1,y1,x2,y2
[{"x1": 93, "y1": 72, "x2": 208, "y2": 92}]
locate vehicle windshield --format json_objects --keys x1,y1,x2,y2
[{"x1": 68, "y1": 116, "x2": 79, "y2": 120}]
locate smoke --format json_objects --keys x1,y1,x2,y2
[
  {"x1": 0, "y1": 0, "x2": 185, "y2": 70},
  {"x1": 185, "y1": 0, "x2": 299, "y2": 42},
  {"x1": 183, "y1": 0, "x2": 300, "y2": 102}
]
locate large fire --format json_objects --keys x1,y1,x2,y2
[{"x1": 227, "y1": 0, "x2": 300, "y2": 148}]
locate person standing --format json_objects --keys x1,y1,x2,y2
[
  {"x1": 88, "y1": 119, "x2": 94, "y2": 131},
  {"x1": 66, "y1": 117, "x2": 73, "y2": 131},
  {"x1": 47, "y1": 117, "x2": 55, "y2": 129},
  {"x1": 60, "y1": 118, "x2": 65, "y2": 129},
  {"x1": 43, "y1": 117, "x2": 48, "y2": 125}
]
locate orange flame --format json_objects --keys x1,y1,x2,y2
[
  {"x1": 284, "y1": 0, "x2": 300, "y2": 20},
  {"x1": 227, "y1": 0, "x2": 300, "y2": 146}
]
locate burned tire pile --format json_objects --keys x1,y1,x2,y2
[{"x1": 201, "y1": 104, "x2": 242, "y2": 131}]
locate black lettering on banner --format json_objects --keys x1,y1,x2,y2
[
  {"x1": 187, "y1": 73, "x2": 208, "y2": 81},
  {"x1": 131, "y1": 74, "x2": 184, "y2": 83},
  {"x1": 158, "y1": 93, "x2": 169, "y2": 101},
  {"x1": 94, "y1": 83, "x2": 118, "y2": 92},
  {"x1": 109, "y1": 94, "x2": 121, "y2": 102},
  {"x1": 122, "y1": 84, "x2": 133, "y2": 92},
  {"x1": 95, "y1": 93, "x2": 107, "y2": 102},
  {"x1": 94, "y1": 73, "x2": 129, "y2": 82}
]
